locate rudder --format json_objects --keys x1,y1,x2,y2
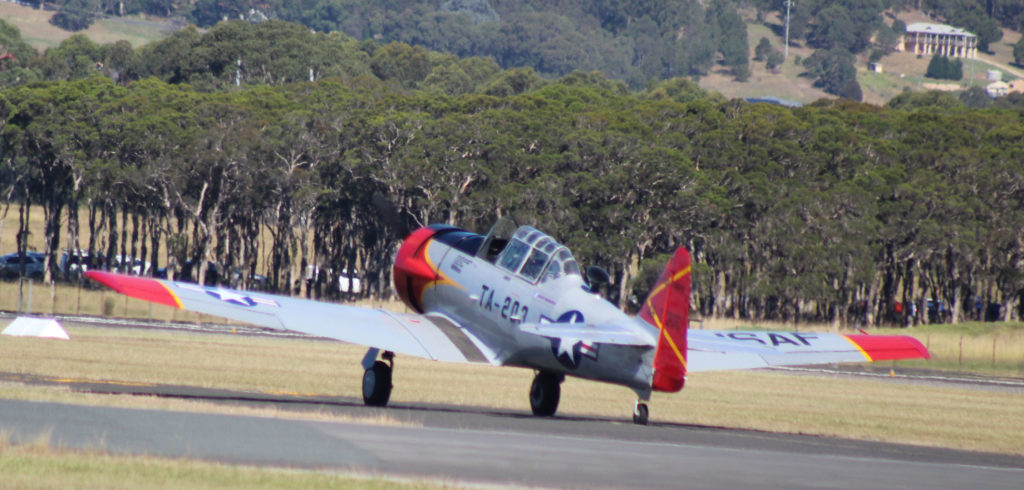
[{"x1": 638, "y1": 247, "x2": 691, "y2": 393}]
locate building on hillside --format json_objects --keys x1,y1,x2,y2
[
  {"x1": 900, "y1": 23, "x2": 977, "y2": 59},
  {"x1": 986, "y1": 81, "x2": 1009, "y2": 97}
]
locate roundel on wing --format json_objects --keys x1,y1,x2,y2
[{"x1": 548, "y1": 310, "x2": 597, "y2": 370}]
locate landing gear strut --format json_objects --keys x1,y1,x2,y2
[
  {"x1": 529, "y1": 371, "x2": 563, "y2": 416},
  {"x1": 633, "y1": 400, "x2": 649, "y2": 425},
  {"x1": 362, "y1": 350, "x2": 393, "y2": 407}
]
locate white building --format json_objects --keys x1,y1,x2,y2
[
  {"x1": 901, "y1": 23, "x2": 977, "y2": 59},
  {"x1": 986, "y1": 81, "x2": 1009, "y2": 97}
]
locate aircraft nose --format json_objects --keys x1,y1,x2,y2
[{"x1": 393, "y1": 227, "x2": 439, "y2": 313}]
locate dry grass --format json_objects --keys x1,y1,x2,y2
[
  {"x1": 0, "y1": 431, "x2": 453, "y2": 490},
  {"x1": 0, "y1": 382, "x2": 413, "y2": 427},
  {"x1": 877, "y1": 324, "x2": 1024, "y2": 375},
  {"x1": 704, "y1": 21, "x2": 829, "y2": 104},
  {"x1": 1, "y1": 325, "x2": 1022, "y2": 456},
  {"x1": 0, "y1": 3, "x2": 176, "y2": 50},
  {"x1": 0, "y1": 325, "x2": 367, "y2": 392}
]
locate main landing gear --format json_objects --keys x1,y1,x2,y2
[
  {"x1": 362, "y1": 350, "x2": 393, "y2": 407},
  {"x1": 529, "y1": 371, "x2": 564, "y2": 416},
  {"x1": 529, "y1": 371, "x2": 651, "y2": 425},
  {"x1": 633, "y1": 400, "x2": 649, "y2": 425}
]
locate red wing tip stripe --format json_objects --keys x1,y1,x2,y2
[
  {"x1": 84, "y1": 271, "x2": 183, "y2": 309},
  {"x1": 844, "y1": 334, "x2": 931, "y2": 361}
]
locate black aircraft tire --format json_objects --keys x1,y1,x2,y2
[
  {"x1": 633, "y1": 403, "x2": 649, "y2": 425},
  {"x1": 529, "y1": 372, "x2": 561, "y2": 416},
  {"x1": 362, "y1": 360, "x2": 392, "y2": 407}
]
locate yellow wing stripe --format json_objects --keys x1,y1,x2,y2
[
  {"x1": 842, "y1": 335, "x2": 873, "y2": 362},
  {"x1": 159, "y1": 281, "x2": 184, "y2": 309}
]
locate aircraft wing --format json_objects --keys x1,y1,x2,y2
[
  {"x1": 84, "y1": 271, "x2": 495, "y2": 365},
  {"x1": 686, "y1": 329, "x2": 930, "y2": 372},
  {"x1": 519, "y1": 322, "x2": 656, "y2": 346}
]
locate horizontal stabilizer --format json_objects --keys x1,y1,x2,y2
[
  {"x1": 687, "y1": 330, "x2": 930, "y2": 372},
  {"x1": 519, "y1": 322, "x2": 655, "y2": 347}
]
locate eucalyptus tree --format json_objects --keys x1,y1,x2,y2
[{"x1": 0, "y1": 76, "x2": 123, "y2": 282}]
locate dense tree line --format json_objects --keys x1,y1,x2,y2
[
  {"x1": 196, "y1": 0, "x2": 752, "y2": 86},
  {"x1": 23, "y1": 0, "x2": 1024, "y2": 95},
  {"x1": 0, "y1": 18, "x2": 512, "y2": 94},
  {"x1": 16, "y1": 0, "x2": 752, "y2": 88},
  {"x1": 2, "y1": 65, "x2": 1023, "y2": 327}
]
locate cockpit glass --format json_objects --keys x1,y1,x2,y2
[
  {"x1": 497, "y1": 239, "x2": 530, "y2": 273},
  {"x1": 540, "y1": 248, "x2": 581, "y2": 282},
  {"x1": 500, "y1": 226, "x2": 582, "y2": 282},
  {"x1": 520, "y1": 249, "x2": 550, "y2": 281},
  {"x1": 558, "y1": 249, "x2": 580, "y2": 276}
]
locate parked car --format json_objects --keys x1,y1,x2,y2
[
  {"x1": 61, "y1": 250, "x2": 151, "y2": 278},
  {"x1": 0, "y1": 251, "x2": 46, "y2": 279},
  {"x1": 306, "y1": 265, "x2": 362, "y2": 294}
]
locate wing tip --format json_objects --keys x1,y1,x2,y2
[
  {"x1": 85, "y1": 270, "x2": 182, "y2": 309},
  {"x1": 846, "y1": 334, "x2": 931, "y2": 361}
]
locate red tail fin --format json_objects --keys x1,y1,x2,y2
[{"x1": 638, "y1": 247, "x2": 691, "y2": 393}]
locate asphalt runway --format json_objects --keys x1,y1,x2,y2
[
  {"x1": 3, "y1": 314, "x2": 1024, "y2": 487},
  {"x1": 2, "y1": 371, "x2": 1024, "y2": 489}
]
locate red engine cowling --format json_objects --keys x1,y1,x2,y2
[{"x1": 392, "y1": 227, "x2": 439, "y2": 313}]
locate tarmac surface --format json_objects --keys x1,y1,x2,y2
[
  {"x1": 2, "y1": 370, "x2": 1024, "y2": 489},
  {"x1": 3, "y1": 313, "x2": 1024, "y2": 488}
]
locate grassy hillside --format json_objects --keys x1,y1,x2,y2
[
  {"x1": 3, "y1": 3, "x2": 1022, "y2": 104},
  {"x1": 703, "y1": 9, "x2": 1024, "y2": 105},
  {"x1": 0, "y1": 2, "x2": 178, "y2": 50}
]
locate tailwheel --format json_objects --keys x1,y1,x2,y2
[
  {"x1": 633, "y1": 401, "x2": 649, "y2": 425},
  {"x1": 362, "y1": 352, "x2": 393, "y2": 407},
  {"x1": 529, "y1": 371, "x2": 563, "y2": 416}
]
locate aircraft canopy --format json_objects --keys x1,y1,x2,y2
[{"x1": 497, "y1": 226, "x2": 580, "y2": 283}]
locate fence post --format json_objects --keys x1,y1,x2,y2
[
  {"x1": 958, "y1": 335, "x2": 963, "y2": 366},
  {"x1": 992, "y1": 336, "x2": 997, "y2": 367}
]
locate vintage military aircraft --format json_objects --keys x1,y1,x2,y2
[{"x1": 86, "y1": 218, "x2": 929, "y2": 424}]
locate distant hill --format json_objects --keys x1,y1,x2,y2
[
  {"x1": 5, "y1": 1, "x2": 1024, "y2": 105},
  {"x1": 703, "y1": 9, "x2": 1024, "y2": 105},
  {"x1": 0, "y1": 2, "x2": 178, "y2": 49}
]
